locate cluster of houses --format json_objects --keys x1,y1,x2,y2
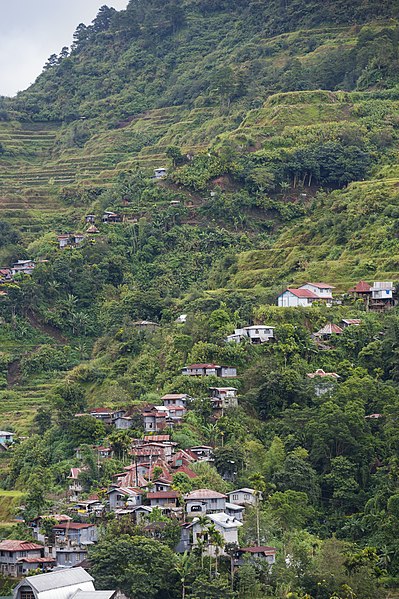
[
  {"x1": 0, "y1": 260, "x2": 38, "y2": 282},
  {"x1": 277, "y1": 280, "x2": 397, "y2": 311},
  {"x1": 0, "y1": 429, "x2": 275, "y2": 580},
  {"x1": 81, "y1": 387, "x2": 239, "y2": 435}
]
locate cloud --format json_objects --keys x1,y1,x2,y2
[{"x1": 0, "y1": 0, "x2": 128, "y2": 96}]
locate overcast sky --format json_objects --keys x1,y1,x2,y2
[{"x1": 0, "y1": 0, "x2": 128, "y2": 97}]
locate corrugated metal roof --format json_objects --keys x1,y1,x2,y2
[
  {"x1": 26, "y1": 567, "x2": 93, "y2": 592},
  {"x1": 70, "y1": 592, "x2": 115, "y2": 599}
]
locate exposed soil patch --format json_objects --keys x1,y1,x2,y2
[{"x1": 26, "y1": 310, "x2": 67, "y2": 344}]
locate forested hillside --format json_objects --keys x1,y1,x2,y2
[{"x1": 3, "y1": 1, "x2": 399, "y2": 598}]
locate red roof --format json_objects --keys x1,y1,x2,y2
[
  {"x1": 174, "y1": 465, "x2": 198, "y2": 479},
  {"x1": 239, "y1": 546, "x2": 277, "y2": 554},
  {"x1": 53, "y1": 522, "x2": 95, "y2": 530},
  {"x1": 285, "y1": 288, "x2": 319, "y2": 298},
  {"x1": 349, "y1": 280, "x2": 372, "y2": 293},
  {"x1": 186, "y1": 364, "x2": 220, "y2": 369},
  {"x1": 142, "y1": 412, "x2": 167, "y2": 418},
  {"x1": 130, "y1": 448, "x2": 163, "y2": 456},
  {"x1": 18, "y1": 557, "x2": 56, "y2": 563},
  {"x1": 185, "y1": 489, "x2": 227, "y2": 500},
  {"x1": 315, "y1": 323, "x2": 343, "y2": 336},
  {"x1": 0, "y1": 540, "x2": 43, "y2": 552},
  {"x1": 304, "y1": 282, "x2": 335, "y2": 289},
  {"x1": 147, "y1": 491, "x2": 179, "y2": 500},
  {"x1": 144, "y1": 435, "x2": 170, "y2": 442},
  {"x1": 89, "y1": 408, "x2": 112, "y2": 414}
]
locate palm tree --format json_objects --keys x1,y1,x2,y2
[
  {"x1": 207, "y1": 523, "x2": 225, "y2": 577},
  {"x1": 196, "y1": 515, "x2": 210, "y2": 570},
  {"x1": 175, "y1": 551, "x2": 191, "y2": 599}
]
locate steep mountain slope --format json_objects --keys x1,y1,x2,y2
[{"x1": 2, "y1": 0, "x2": 399, "y2": 431}]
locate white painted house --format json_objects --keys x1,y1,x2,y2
[
  {"x1": 227, "y1": 326, "x2": 275, "y2": 344},
  {"x1": 228, "y1": 488, "x2": 260, "y2": 506},
  {"x1": 190, "y1": 513, "x2": 243, "y2": 555},
  {"x1": 277, "y1": 288, "x2": 319, "y2": 307},
  {"x1": 209, "y1": 387, "x2": 238, "y2": 410},
  {"x1": 299, "y1": 282, "x2": 335, "y2": 300},
  {"x1": 13, "y1": 567, "x2": 115, "y2": 599},
  {"x1": 185, "y1": 489, "x2": 227, "y2": 516}
]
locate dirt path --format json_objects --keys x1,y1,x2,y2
[
  {"x1": 7, "y1": 359, "x2": 21, "y2": 387},
  {"x1": 26, "y1": 310, "x2": 67, "y2": 344}
]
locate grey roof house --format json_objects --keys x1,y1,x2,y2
[{"x1": 13, "y1": 567, "x2": 115, "y2": 599}]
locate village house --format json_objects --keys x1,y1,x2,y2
[
  {"x1": 147, "y1": 491, "x2": 179, "y2": 508},
  {"x1": 30, "y1": 514, "x2": 72, "y2": 543},
  {"x1": 228, "y1": 488, "x2": 260, "y2": 506},
  {"x1": 161, "y1": 393, "x2": 189, "y2": 407},
  {"x1": 184, "y1": 489, "x2": 227, "y2": 516},
  {"x1": 13, "y1": 567, "x2": 116, "y2": 599},
  {"x1": 349, "y1": 280, "x2": 372, "y2": 298},
  {"x1": 53, "y1": 522, "x2": 98, "y2": 546},
  {"x1": 0, "y1": 540, "x2": 53, "y2": 577},
  {"x1": 226, "y1": 326, "x2": 275, "y2": 344},
  {"x1": 314, "y1": 323, "x2": 343, "y2": 339},
  {"x1": 154, "y1": 167, "x2": 167, "y2": 179},
  {"x1": 209, "y1": 387, "x2": 238, "y2": 412},
  {"x1": 189, "y1": 446, "x2": 213, "y2": 462},
  {"x1": 88, "y1": 407, "x2": 116, "y2": 425},
  {"x1": 142, "y1": 406, "x2": 168, "y2": 433},
  {"x1": 278, "y1": 282, "x2": 335, "y2": 307},
  {"x1": 57, "y1": 233, "x2": 85, "y2": 250},
  {"x1": 370, "y1": 282, "x2": 395, "y2": 311},
  {"x1": 307, "y1": 369, "x2": 340, "y2": 396},
  {"x1": 341, "y1": 318, "x2": 362, "y2": 328},
  {"x1": 143, "y1": 434, "x2": 171, "y2": 443},
  {"x1": 277, "y1": 288, "x2": 319, "y2": 307},
  {"x1": 225, "y1": 502, "x2": 245, "y2": 521},
  {"x1": 67, "y1": 468, "x2": 86, "y2": 503},
  {"x1": 190, "y1": 513, "x2": 242, "y2": 555},
  {"x1": 130, "y1": 445, "x2": 164, "y2": 464},
  {"x1": 107, "y1": 486, "x2": 142, "y2": 511},
  {"x1": 175, "y1": 313, "x2": 187, "y2": 324},
  {"x1": 307, "y1": 369, "x2": 340, "y2": 380},
  {"x1": 143, "y1": 441, "x2": 174, "y2": 461},
  {"x1": 85, "y1": 214, "x2": 96, "y2": 223},
  {"x1": 102, "y1": 211, "x2": 122, "y2": 223},
  {"x1": 182, "y1": 364, "x2": 237, "y2": 377},
  {"x1": 114, "y1": 415, "x2": 133, "y2": 429},
  {"x1": 0, "y1": 268, "x2": 12, "y2": 282},
  {"x1": 349, "y1": 281, "x2": 396, "y2": 311},
  {"x1": 70, "y1": 499, "x2": 104, "y2": 518},
  {"x1": 11, "y1": 260, "x2": 35, "y2": 276},
  {"x1": 0, "y1": 431, "x2": 15, "y2": 444},
  {"x1": 86, "y1": 224, "x2": 100, "y2": 234},
  {"x1": 299, "y1": 282, "x2": 335, "y2": 300},
  {"x1": 166, "y1": 405, "x2": 186, "y2": 423},
  {"x1": 234, "y1": 545, "x2": 277, "y2": 566},
  {"x1": 55, "y1": 546, "x2": 89, "y2": 568},
  {"x1": 132, "y1": 320, "x2": 160, "y2": 331}
]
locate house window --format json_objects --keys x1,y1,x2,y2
[
  {"x1": 232, "y1": 494, "x2": 239, "y2": 500},
  {"x1": 20, "y1": 590, "x2": 35, "y2": 599},
  {"x1": 191, "y1": 505, "x2": 201, "y2": 512}
]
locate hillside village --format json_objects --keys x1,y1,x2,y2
[{"x1": 4, "y1": 0, "x2": 399, "y2": 598}]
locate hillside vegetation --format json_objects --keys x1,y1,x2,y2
[{"x1": 3, "y1": 1, "x2": 399, "y2": 598}]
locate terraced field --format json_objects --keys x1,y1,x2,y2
[{"x1": 0, "y1": 106, "x2": 215, "y2": 238}]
